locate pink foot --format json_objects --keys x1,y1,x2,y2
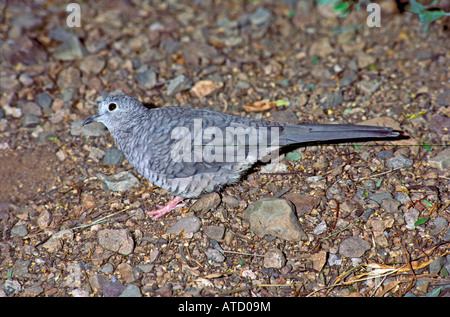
[{"x1": 146, "y1": 196, "x2": 184, "y2": 220}]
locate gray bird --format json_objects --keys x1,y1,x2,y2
[{"x1": 84, "y1": 94, "x2": 398, "y2": 219}]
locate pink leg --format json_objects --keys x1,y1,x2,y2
[{"x1": 146, "y1": 196, "x2": 185, "y2": 220}]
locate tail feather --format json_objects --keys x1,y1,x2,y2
[{"x1": 279, "y1": 124, "x2": 399, "y2": 145}]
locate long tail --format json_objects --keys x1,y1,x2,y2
[{"x1": 279, "y1": 124, "x2": 399, "y2": 145}]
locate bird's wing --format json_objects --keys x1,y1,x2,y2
[{"x1": 148, "y1": 107, "x2": 282, "y2": 179}]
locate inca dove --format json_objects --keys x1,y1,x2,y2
[{"x1": 84, "y1": 94, "x2": 399, "y2": 219}]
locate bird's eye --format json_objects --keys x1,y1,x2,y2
[{"x1": 108, "y1": 103, "x2": 117, "y2": 111}]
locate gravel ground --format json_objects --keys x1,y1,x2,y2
[{"x1": 0, "y1": 0, "x2": 449, "y2": 297}]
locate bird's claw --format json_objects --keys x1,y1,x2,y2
[{"x1": 146, "y1": 196, "x2": 184, "y2": 220}]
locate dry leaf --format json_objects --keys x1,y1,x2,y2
[
  {"x1": 364, "y1": 258, "x2": 439, "y2": 276},
  {"x1": 195, "y1": 278, "x2": 214, "y2": 287},
  {"x1": 190, "y1": 80, "x2": 223, "y2": 97},
  {"x1": 204, "y1": 272, "x2": 231, "y2": 279},
  {"x1": 242, "y1": 99, "x2": 275, "y2": 112},
  {"x1": 376, "y1": 280, "x2": 400, "y2": 297},
  {"x1": 311, "y1": 250, "x2": 327, "y2": 272}
]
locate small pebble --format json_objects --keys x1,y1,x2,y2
[
  {"x1": 394, "y1": 192, "x2": 410, "y2": 204},
  {"x1": 404, "y1": 209, "x2": 419, "y2": 230},
  {"x1": 42, "y1": 238, "x2": 63, "y2": 253},
  {"x1": 189, "y1": 192, "x2": 221, "y2": 213},
  {"x1": 243, "y1": 198, "x2": 307, "y2": 241},
  {"x1": 23, "y1": 285, "x2": 44, "y2": 297},
  {"x1": 22, "y1": 101, "x2": 42, "y2": 117},
  {"x1": 205, "y1": 248, "x2": 225, "y2": 262},
  {"x1": 311, "y1": 250, "x2": 327, "y2": 271},
  {"x1": 328, "y1": 253, "x2": 343, "y2": 266},
  {"x1": 166, "y1": 74, "x2": 189, "y2": 96},
  {"x1": 160, "y1": 40, "x2": 180, "y2": 54},
  {"x1": 10, "y1": 259, "x2": 30, "y2": 278},
  {"x1": 369, "y1": 192, "x2": 393, "y2": 204},
  {"x1": 117, "y1": 263, "x2": 135, "y2": 283},
  {"x1": 339, "y1": 236, "x2": 371, "y2": 258},
  {"x1": 319, "y1": 90, "x2": 343, "y2": 109},
  {"x1": 248, "y1": 7, "x2": 273, "y2": 26},
  {"x1": 362, "y1": 179, "x2": 376, "y2": 191},
  {"x1": 222, "y1": 195, "x2": 239, "y2": 207},
  {"x1": 313, "y1": 220, "x2": 327, "y2": 235},
  {"x1": 98, "y1": 229, "x2": 134, "y2": 255},
  {"x1": 11, "y1": 224, "x2": 28, "y2": 237},
  {"x1": 56, "y1": 149, "x2": 67, "y2": 162},
  {"x1": 430, "y1": 217, "x2": 448, "y2": 236},
  {"x1": 263, "y1": 249, "x2": 286, "y2": 269},
  {"x1": 102, "y1": 146, "x2": 125, "y2": 165},
  {"x1": 70, "y1": 288, "x2": 90, "y2": 297},
  {"x1": 0, "y1": 77, "x2": 20, "y2": 94},
  {"x1": 166, "y1": 216, "x2": 201, "y2": 235},
  {"x1": 136, "y1": 264, "x2": 154, "y2": 273},
  {"x1": 241, "y1": 269, "x2": 257, "y2": 279},
  {"x1": 376, "y1": 150, "x2": 394, "y2": 160},
  {"x1": 53, "y1": 36, "x2": 88, "y2": 61},
  {"x1": 37, "y1": 209, "x2": 52, "y2": 229},
  {"x1": 101, "y1": 263, "x2": 114, "y2": 274},
  {"x1": 204, "y1": 225, "x2": 225, "y2": 240},
  {"x1": 35, "y1": 92, "x2": 53, "y2": 111},
  {"x1": 428, "y1": 147, "x2": 450, "y2": 171},
  {"x1": 137, "y1": 69, "x2": 157, "y2": 89},
  {"x1": 21, "y1": 114, "x2": 40, "y2": 128},
  {"x1": 96, "y1": 171, "x2": 139, "y2": 192},
  {"x1": 387, "y1": 154, "x2": 413, "y2": 169},
  {"x1": 119, "y1": 284, "x2": 142, "y2": 297},
  {"x1": 436, "y1": 90, "x2": 450, "y2": 107},
  {"x1": 80, "y1": 55, "x2": 106, "y2": 75},
  {"x1": 4, "y1": 104, "x2": 22, "y2": 118},
  {"x1": 443, "y1": 227, "x2": 450, "y2": 242},
  {"x1": 19, "y1": 73, "x2": 33, "y2": 86},
  {"x1": 102, "y1": 280, "x2": 125, "y2": 297},
  {"x1": 56, "y1": 66, "x2": 82, "y2": 89},
  {"x1": 380, "y1": 198, "x2": 401, "y2": 214},
  {"x1": 429, "y1": 257, "x2": 446, "y2": 275},
  {"x1": 357, "y1": 80, "x2": 381, "y2": 94},
  {"x1": 4, "y1": 280, "x2": 21, "y2": 295}
]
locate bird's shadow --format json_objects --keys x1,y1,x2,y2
[{"x1": 142, "y1": 102, "x2": 160, "y2": 110}]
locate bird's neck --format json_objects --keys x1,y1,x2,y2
[{"x1": 110, "y1": 111, "x2": 151, "y2": 158}]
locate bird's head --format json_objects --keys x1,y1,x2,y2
[{"x1": 83, "y1": 94, "x2": 144, "y2": 131}]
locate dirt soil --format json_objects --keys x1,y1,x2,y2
[{"x1": 0, "y1": 0, "x2": 449, "y2": 297}]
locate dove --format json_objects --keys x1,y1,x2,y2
[{"x1": 83, "y1": 94, "x2": 398, "y2": 219}]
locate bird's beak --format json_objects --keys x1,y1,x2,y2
[{"x1": 83, "y1": 114, "x2": 101, "y2": 126}]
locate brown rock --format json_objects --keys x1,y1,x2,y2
[
  {"x1": 57, "y1": 67, "x2": 81, "y2": 89},
  {"x1": 37, "y1": 209, "x2": 52, "y2": 229},
  {"x1": 98, "y1": 229, "x2": 134, "y2": 255},
  {"x1": 263, "y1": 249, "x2": 286, "y2": 268},
  {"x1": 80, "y1": 55, "x2": 106, "y2": 75},
  {"x1": 284, "y1": 193, "x2": 321, "y2": 215},
  {"x1": 311, "y1": 250, "x2": 327, "y2": 272},
  {"x1": 204, "y1": 225, "x2": 225, "y2": 240},
  {"x1": 243, "y1": 198, "x2": 307, "y2": 241},
  {"x1": 190, "y1": 192, "x2": 221, "y2": 213},
  {"x1": 117, "y1": 263, "x2": 136, "y2": 283}
]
